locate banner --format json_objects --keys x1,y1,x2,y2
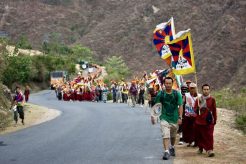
[
  {"x1": 168, "y1": 30, "x2": 196, "y2": 75},
  {"x1": 153, "y1": 17, "x2": 175, "y2": 60}
]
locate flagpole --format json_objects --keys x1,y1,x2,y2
[{"x1": 194, "y1": 72, "x2": 200, "y2": 109}]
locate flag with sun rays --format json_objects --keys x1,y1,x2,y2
[
  {"x1": 153, "y1": 17, "x2": 175, "y2": 63},
  {"x1": 167, "y1": 29, "x2": 196, "y2": 75}
]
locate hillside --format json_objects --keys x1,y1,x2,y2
[{"x1": 0, "y1": 0, "x2": 245, "y2": 89}]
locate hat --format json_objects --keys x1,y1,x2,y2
[
  {"x1": 186, "y1": 80, "x2": 192, "y2": 83},
  {"x1": 140, "y1": 80, "x2": 145, "y2": 84},
  {"x1": 189, "y1": 82, "x2": 197, "y2": 88}
]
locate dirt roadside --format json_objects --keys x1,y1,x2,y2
[
  {"x1": 0, "y1": 103, "x2": 61, "y2": 135},
  {"x1": 174, "y1": 108, "x2": 246, "y2": 164}
]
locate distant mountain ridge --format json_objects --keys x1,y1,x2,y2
[{"x1": 0, "y1": 0, "x2": 245, "y2": 89}]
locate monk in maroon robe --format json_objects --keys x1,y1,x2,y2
[
  {"x1": 194, "y1": 84, "x2": 217, "y2": 157},
  {"x1": 63, "y1": 91, "x2": 70, "y2": 101},
  {"x1": 24, "y1": 85, "x2": 30, "y2": 102}
]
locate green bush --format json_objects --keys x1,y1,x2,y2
[
  {"x1": 103, "y1": 77, "x2": 110, "y2": 86},
  {"x1": 0, "y1": 111, "x2": 12, "y2": 131},
  {"x1": 71, "y1": 45, "x2": 94, "y2": 63},
  {"x1": 15, "y1": 35, "x2": 32, "y2": 49},
  {"x1": 1, "y1": 54, "x2": 78, "y2": 88},
  {"x1": 0, "y1": 45, "x2": 8, "y2": 80},
  {"x1": 241, "y1": 87, "x2": 246, "y2": 94},
  {"x1": 235, "y1": 114, "x2": 246, "y2": 134},
  {"x1": 42, "y1": 41, "x2": 72, "y2": 55},
  {"x1": 104, "y1": 55, "x2": 131, "y2": 82},
  {"x1": 213, "y1": 88, "x2": 246, "y2": 134},
  {"x1": 42, "y1": 32, "x2": 72, "y2": 55},
  {"x1": 0, "y1": 84, "x2": 12, "y2": 132},
  {"x1": 2, "y1": 56, "x2": 32, "y2": 87},
  {"x1": 1, "y1": 36, "x2": 94, "y2": 88},
  {"x1": 107, "y1": 92, "x2": 113, "y2": 101}
]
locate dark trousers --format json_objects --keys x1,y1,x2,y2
[
  {"x1": 14, "y1": 106, "x2": 24, "y2": 123},
  {"x1": 113, "y1": 93, "x2": 116, "y2": 103},
  {"x1": 122, "y1": 93, "x2": 128, "y2": 103},
  {"x1": 25, "y1": 94, "x2": 29, "y2": 102},
  {"x1": 57, "y1": 92, "x2": 62, "y2": 100},
  {"x1": 138, "y1": 94, "x2": 144, "y2": 105},
  {"x1": 99, "y1": 92, "x2": 102, "y2": 101},
  {"x1": 149, "y1": 97, "x2": 156, "y2": 107}
]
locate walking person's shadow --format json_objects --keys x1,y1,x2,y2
[{"x1": 0, "y1": 141, "x2": 8, "y2": 146}]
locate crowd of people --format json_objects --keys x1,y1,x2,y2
[
  {"x1": 51, "y1": 70, "x2": 167, "y2": 108},
  {"x1": 10, "y1": 69, "x2": 217, "y2": 161},
  {"x1": 151, "y1": 77, "x2": 217, "y2": 160}
]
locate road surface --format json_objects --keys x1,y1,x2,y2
[{"x1": 0, "y1": 90, "x2": 173, "y2": 164}]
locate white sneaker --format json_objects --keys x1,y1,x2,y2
[{"x1": 178, "y1": 141, "x2": 184, "y2": 145}]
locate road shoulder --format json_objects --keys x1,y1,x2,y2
[
  {"x1": 0, "y1": 103, "x2": 61, "y2": 135},
  {"x1": 174, "y1": 108, "x2": 246, "y2": 164}
]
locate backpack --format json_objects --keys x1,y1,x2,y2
[
  {"x1": 206, "y1": 109, "x2": 214, "y2": 124},
  {"x1": 159, "y1": 90, "x2": 178, "y2": 106},
  {"x1": 198, "y1": 97, "x2": 215, "y2": 125}
]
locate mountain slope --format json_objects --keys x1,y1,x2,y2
[{"x1": 0, "y1": 0, "x2": 245, "y2": 88}]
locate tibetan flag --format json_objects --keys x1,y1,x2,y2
[
  {"x1": 157, "y1": 69, "x2": 170, "y2": 85},
  {"x1": 168, "y1": 29, "x2": 196, "y2": 75},
  {"x1": 153, "y1": 17, "x2": 175, "y2": 61},
  {"x1": 175, "y1": 74, "x2": 184, "y2": 90}
]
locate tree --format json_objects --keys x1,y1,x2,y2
[
  {"x1": 71, "y1": 44, "x2": 94, "y2": 63},
  {"x1": 15, "y1": 35, "x2": 32, "y2": 49},
  {"x1": 42, "y1": 32, "x2": 72, "y2": 55},
  {"x1": 104, "y1": 55, "x2": 130, "y2": 81},
  {"x1": 2, "y1": 56, "x2": 32, "y2": 87},
  {"x1": 0, "y1": 43, "x2": 9, "y2": 82}
]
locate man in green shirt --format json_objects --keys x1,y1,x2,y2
[{"x1": 151, "y1": 77, "x2": 183, "y2": 160}]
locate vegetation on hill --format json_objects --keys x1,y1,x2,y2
[
  {"x1": 0, "y1": 84, "x2": 12, "y2": 131},
  {"x1": 0, "y1": 34, "x2": 131, "y2": 130},
  {"x1": 0, "y1": 42, "x2": 12, "y2": 130},
  {"x1": 15, "y1": 35, "x2": 32, "y2": 50},
  {"x1": 213, "y1": 88, "x2": 246, "y2": 134},
  {"x1": 104, "y1": 56, "x2": 130, "y2": 84},
  {"x1": 1, "y1": 0, "x2": 245, "y2": 89},
  {"x1": 0, "y1": 34, "x2": 130, "y2": 87}
]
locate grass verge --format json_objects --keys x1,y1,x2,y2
[{"x1": 213, "y1": 87, "x2": 246, "y2": 134}]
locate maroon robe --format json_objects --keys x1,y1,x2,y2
[
  {"x1": 194, "y1": 96, "x2": 217, "y2": 151},
  {"x1": 84, "y1": 92, "x2": 90, "y2": 101},
  {"x1": 24, "y1": 89, "x2": 30, "y2": 102},
  {"x1": 69, "y1": 91, "x2": 75, "y2": 101},
  {"x1": 77, "y1": 92, "x2": 83, "y2": 101},
  {"x1": 182, "y1": 116, "x2": 196, "y2": 144},
  {"x1": 63, "y1": 93, "x2": 70, "y2": 101}
]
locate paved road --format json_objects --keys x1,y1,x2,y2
[{"x1": 0, "y1": 90, "x2": 173, "y2": 164}]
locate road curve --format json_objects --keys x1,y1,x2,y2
[{"x1": 0, "y1": 90, "x2": 173, "y2": 164}]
